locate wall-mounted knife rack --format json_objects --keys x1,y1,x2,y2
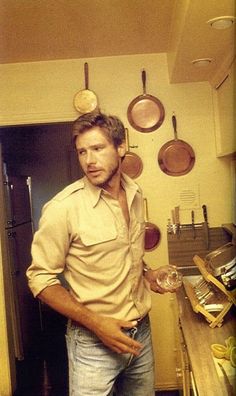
[
  {"x1": 167, "y1": 226, "x2": 231, "y2": 272},
  {"x1": 168, "y1": 204, "x2": 211, "y2": 247},
  {"x1": 183, "y1": 255, "x2": 236, "y2": 328}
]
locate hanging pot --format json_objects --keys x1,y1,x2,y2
[
  {"x1": 121, "y1": 128, "x2": 143, "y2": 178},
  {"x1": 144, "y1": 198, "x2": 161, "y2": 251},
  {"x1": 157, "y1": 114, "x2": 195, "y2": 176},
  {"x1": 127, "y1": 69, "x2": 165, "y2": 133},
  {"x1": 73, "y1": 62, "x2": 98, "y2": 114}
]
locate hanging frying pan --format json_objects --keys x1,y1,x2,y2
[
  {"x1": 73, "y1": 62, "x2": 98, "y2": 114},
  {"x1": 127, "y1": 69, "x2": 165, "y2": 133},
  {"x1": 157, "y1": 113, "x2": 195, "y2": 176},
  {"x1": 144, "y1": 198, "x2": 161, "y2": 251},
  {"x1": 121, "y1": 128, "x2": 143, "y2": 178}
]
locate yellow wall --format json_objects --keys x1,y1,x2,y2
[{"x1": 0, "y1": 53, "x2": 233, "y2": 391}]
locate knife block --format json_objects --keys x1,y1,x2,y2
[{"x1": 183, "y1": 255, "x2": 236, "y2": 328}]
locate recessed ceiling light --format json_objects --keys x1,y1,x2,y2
[
  {"x1": 207, "y1": 16, "x2": 235, "y2": 29},
  {"x1": 191, "y1": 58, "x2": 212, "y2": 67}
]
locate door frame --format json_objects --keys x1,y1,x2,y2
[{"x1": 0, "y1": 142, "x2": 16, "y2": 396}]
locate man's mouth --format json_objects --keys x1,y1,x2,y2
[{"x1": 87, "y1": 168, "x2": 102, "y2": 176}]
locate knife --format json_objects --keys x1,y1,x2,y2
[
  {"x1": 217, "y1": 362, "x2": 235, "y2": 396},
  {"x1": 191, "y1": 210, "x2": 195, "y2": 239},
  {"x1": 202, "y1": 204, "x2": 209, "y2": 249},
  {"x1": 171, "y1": 209, "x2": 176, "y2": 234},
  {"x1": 175, "y1": 206, "x2": 180, "y2": 238}
]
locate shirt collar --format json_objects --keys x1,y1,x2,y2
[
  {"x1": 83, "y1": 177, "x2": 102, "y2": 207},
  {"x1": 83, "y1": 174, "x2": 141, "y2": 208}
]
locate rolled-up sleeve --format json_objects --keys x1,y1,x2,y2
[{"x1": 27, "y1": 200, "x2": 70, "y2": 297}]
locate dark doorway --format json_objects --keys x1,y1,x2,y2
[{"x1": 1, "y1": 122, "x2": 82, "y2": 396}]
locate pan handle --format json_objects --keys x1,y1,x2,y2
[
  {"x1": 172, "y1": 113, "x2": 178, "y2": 140},
  {"x1": 202, "y1": 204, "x2": 208, "y2": 222},
  {"x1": 141, "y1": 69, "x2": 147, "y2": 95},
  {"x1": 84, "y1": 62, "x2": 89, "y2": 90},
  {"x1": 125, "y1": 128, "x2": 138, "y2": 150},
  {"x1": 125, "y1": 128, "x2": 130, "y2": 151},
  {"x1": 143, "y1": 198, "x2": 149, "y2": 222}
]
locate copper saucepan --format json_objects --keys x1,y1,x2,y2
[
  {"x1": 157, "y1": 113, "x2": 195, "y2": 176},
  {"x1": 144, "y1": 198, "x2": 161, "y2": 251},
  {"x1": 127, "y1": 69, "x2": 165, "y2": 133},
  {"x1": 73, "y1": 62, "x2": 98, "y2": 114},
  {"x1": 121, "y1": 128, "x2": 143, "y2": 178}
]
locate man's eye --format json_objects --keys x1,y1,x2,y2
[{"x1": 77, "y1": 150, "x2": 86, "y2": 156}]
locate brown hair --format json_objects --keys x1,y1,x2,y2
[{"x1": 72, "y1": 111, "x2": 125, "y2": 148}]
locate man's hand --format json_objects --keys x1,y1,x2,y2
[
  {"x1": 93, "y1": 316, "x2": 143, "y2": 355},
  {"x1": 144, "y1": 268, "x2": 176, "y2": 294},
  {"x1": 38, "y1": 285, "x2": 143, "y2": 355}
]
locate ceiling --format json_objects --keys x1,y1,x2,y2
[{"x1": 0, "y1": 0, "x2": 235, "y2": 84}]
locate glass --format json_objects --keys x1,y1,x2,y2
[{"x1": 156, "y1": 265, "x2": 183, "y2": 291}]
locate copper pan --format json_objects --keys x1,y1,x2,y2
[
  {"x1": 144, "y1": 198, "x2": 161, "y2": 251},
  {"x1": 121, "y1": 128, "x2": 143, "y2": 179},
  {"x1": 127, "y1": 70, "x2": 165, "y2": 133},
  {"x1": 73, "y1": 62, "x2": 98, "y2": 114},
  {"x1": 157, "y1": 114, "x2": 195, "y2": 176}
]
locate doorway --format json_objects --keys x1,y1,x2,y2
[{"x1": 0, "y1": 122, "x2": 82, "y2": 395}]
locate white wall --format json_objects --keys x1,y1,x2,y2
[{"x1": 0, "y1": 53, "x2": 233, "y2": 391}]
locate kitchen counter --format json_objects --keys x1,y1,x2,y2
[{"x1": 176, "y1": 286, "x2": 235, "y2": 396}]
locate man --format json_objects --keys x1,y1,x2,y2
[{"x1": 27, "y1": 111, "x2": 168, "y2": 396}]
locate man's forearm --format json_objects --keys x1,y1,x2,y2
[
  {"x1": 38, "y1": 284, "x2": 101, "y2": 331},
  {"x1": 38, "y1": 284, "x2": 143, "y2": 355}
]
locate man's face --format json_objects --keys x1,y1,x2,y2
[{"x1": 75, "y1": 127, "x2": 125, "y2": 187}]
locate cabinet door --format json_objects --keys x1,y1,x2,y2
[
  {"x1": 178, "y1": 323, "x2": 191, "y2": 396},
  {"x1": 170, "y1": 295, "x2": 191, "y2": 395},
  {"x1": 214, "y1": 61, "x2": 236, "y2": 156}
]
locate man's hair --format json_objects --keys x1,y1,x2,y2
[{"x1": 72, "y1": 111, "x2": 125, "y2": 148}]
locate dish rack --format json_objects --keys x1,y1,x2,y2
[{"x1": 183, "y1": 255, "x2": 236, "y2": 328}]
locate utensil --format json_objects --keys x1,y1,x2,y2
[
  {"x1": 191, "y1": 210, "x2": 196, "y2": 239},
  {"x1": 121, "y1": 128, "x2": 143, "y2": 178},
  {"x1": 175, "y1": 206, "x2": 180, "y2": 237},
  {"x1": 127, "y1": 69, "x2": 165, "y2": 133},
  {"x1": 157, "y1": 113, "x2": 195, "y2": 176},
  {"x1": 202, "y1": 204, "x2": 209, "y2": 249},
  {"x1": 144, "y1": 198, "x2": 161, "y2": 251},
  {"x1": 73, "y1": 62, "x2": 98, "y2": 113}
]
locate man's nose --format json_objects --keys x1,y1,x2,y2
[{"x1": 86, "y1": 150, "x2": 96, "y2": 164}]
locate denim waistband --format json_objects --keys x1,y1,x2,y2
[{"x1": 69, "y1": 314, "x2": 149, "y2": 331}]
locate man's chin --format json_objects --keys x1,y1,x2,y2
[{"x1": 86, "y1": 174, "x2": 105, "y2": 187}]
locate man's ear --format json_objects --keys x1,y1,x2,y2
[{"x1": 117, "y1": 141, "x2": 126, "y2": 158}]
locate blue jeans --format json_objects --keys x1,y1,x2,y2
[{"x1": 66, "y1": 315, "x2": 155, "y2": 396}]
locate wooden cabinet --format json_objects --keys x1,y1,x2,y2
[
  {"x1": 171, "y1": 295, "x2": 191, "y2": 396},
  {"x1": 175, "y1": 287, "x2": 235, "y2": 396},
  {"x1": 213, "y1": 60, "x2": 236, "y2": 157}
]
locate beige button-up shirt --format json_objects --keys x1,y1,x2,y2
[{"x1": 27, "y1": 174, "x2": 151, "y2": 321}]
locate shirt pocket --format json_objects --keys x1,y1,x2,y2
[{"x1": 79, "y1": 220, "x2": 117, "y2": 247}]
